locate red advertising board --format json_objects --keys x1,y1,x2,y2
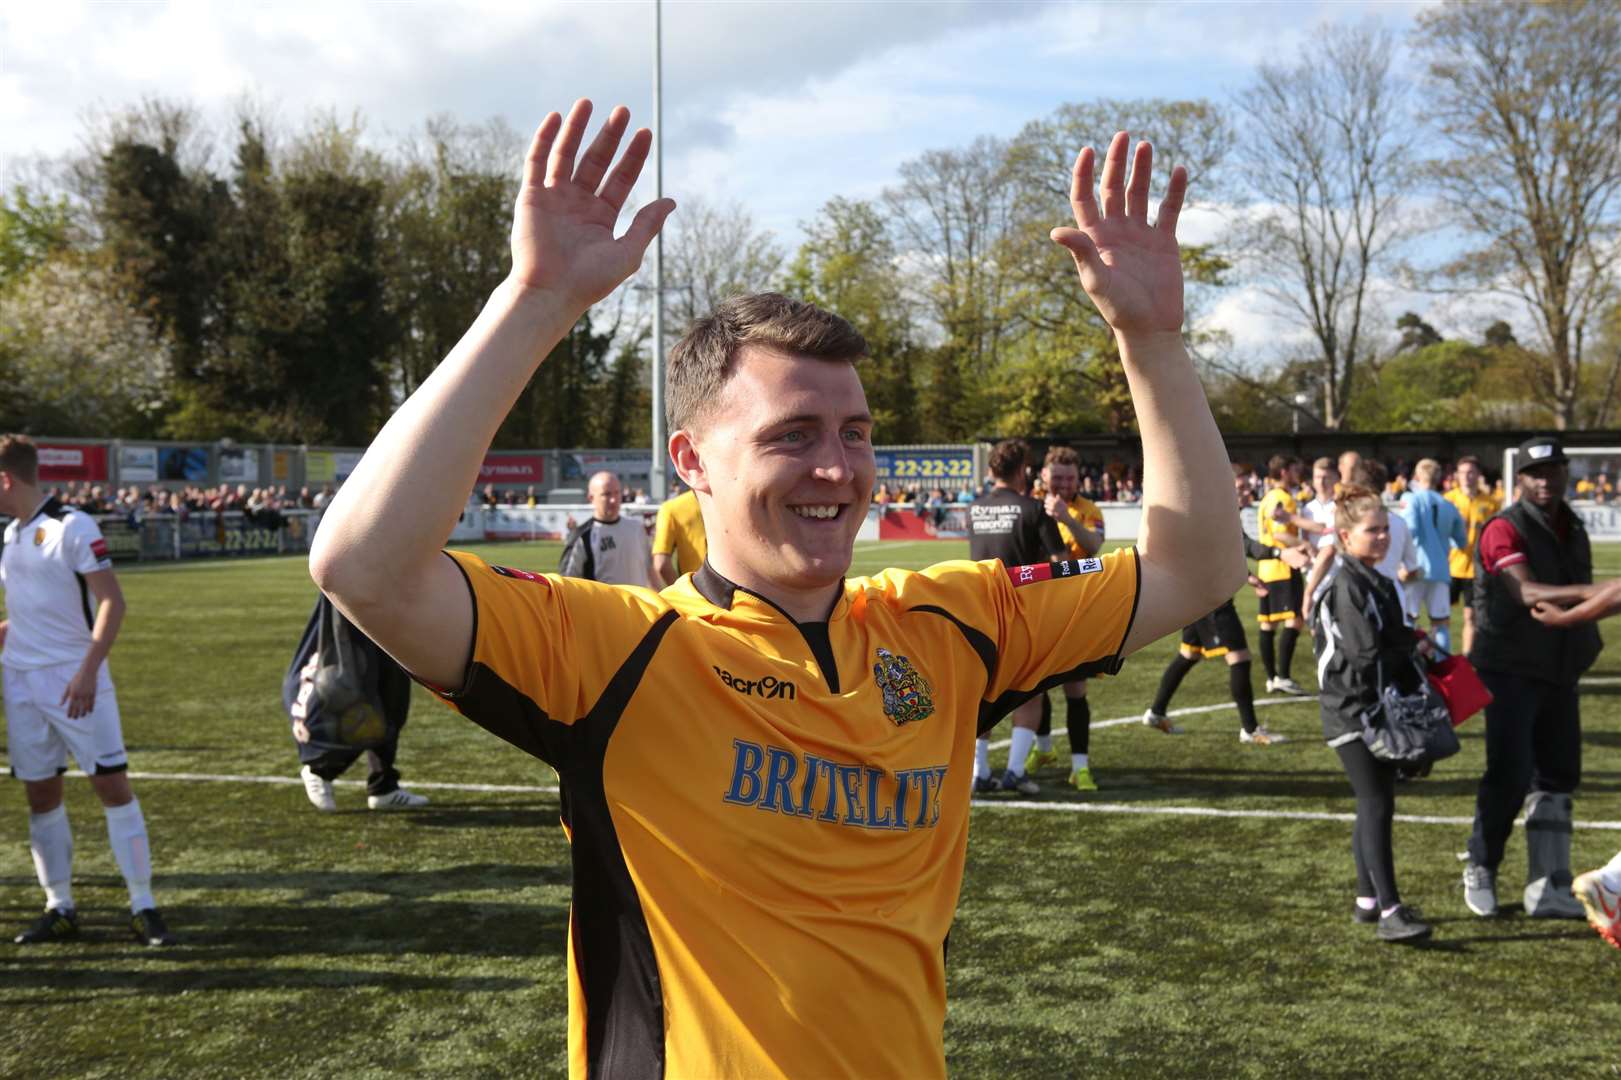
[
  {"x1": 479, "y1": 454, "x2": 545, "y2": 484},
  {"x1": 37, "y1": 444, "x2": 109, "y2": 482}
]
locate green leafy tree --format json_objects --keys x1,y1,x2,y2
[
  {"x1": 0, "y1": 186, "x2": 75, "y2": 292},
  {"x1": 787, "y1": 197, "x2": 927, "y2": 443},
  {"x1": 384, "y1": 116, "x2": 519, "y2": 399},
  {"x1": 1000, "y1": 98, "x2": 1233, "y2": 432}
]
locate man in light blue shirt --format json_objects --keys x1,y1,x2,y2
[{"x1": 1400, "y1": 457, "x2": 1467, "y2": 652}]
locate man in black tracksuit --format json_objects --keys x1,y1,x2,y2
[
  {"x1": 966, "y1": 439, "x2": 1068, "y2": 795},
  {"x1": 1462, "y1": 437, "x2": 1603, "y2": 919}
]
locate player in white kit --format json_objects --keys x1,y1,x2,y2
[{"x1": 1, "y1": 435, "x2": 174, "y2": 945}]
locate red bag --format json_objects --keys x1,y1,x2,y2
[{"x1": 1427, "y1": 655, "x2": 1492, "y2": 727}]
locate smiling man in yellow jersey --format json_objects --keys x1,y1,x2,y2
[
  {"x1": 651, "y1": 485, "x2": 707, "y2": 586},
  {"x1": 1256, "y1": 454, "x2": 1309, "y2": 694},
  {"x1": 309, "y1": 101, "x2": 1243, "y2": 1079},
  {"x1": 1445, "y1": 455, "x2": 1500, "y2": 655}
]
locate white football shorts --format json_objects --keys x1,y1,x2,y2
[
  {"x1": 3, "y1": 661, "x2": 127, "y2": 781},
  {"x1": 1403, "y1": 580, "x2": 1452, "y2": 622}
]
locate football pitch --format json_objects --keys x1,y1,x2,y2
[{"x1": 3, "y1": 539, "x2": 1620, "y2": 1079}]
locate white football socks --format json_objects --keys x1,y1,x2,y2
[
  {"x1": 973, "y1": 738, "x2": 990, "y2": 779},
  {"x1": 103, "y1": 799, "x2": 155, "y2": 913},
  {"x1": 29, "y1": 805, "x2": 74, "y2": 912},
  {"x1": 1006, "y1": 728, "x2": 1036, "y2": 777},
  {"x1": 1035, "y1": 734, "x2": 1054, "y2": 753},
  {"x1": 1072, "y1": 753, "x2": 1089, "y2": 772}
]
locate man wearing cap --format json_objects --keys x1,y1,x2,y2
[{"x1": 1461, "y1": 436, "x2": 1603, "y2": 920}]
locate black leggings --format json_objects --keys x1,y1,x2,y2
[{"x1": 1333, "y1": 739, "x2": 1400, "y2": 907}]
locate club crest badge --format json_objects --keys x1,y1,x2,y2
[
  {"x1": 873, "y1": 647, "x2": 934, "y2": 726},
  {"x1": 34, "y1": 527, "x2": 45, "y2": 546}
]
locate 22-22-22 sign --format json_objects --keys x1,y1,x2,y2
[{"x1": 875, "y1": 451, "x2": 974, "y2": 482}]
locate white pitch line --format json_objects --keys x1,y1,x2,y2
[
  {"x1": 968, "y1": 797, "x2": 1621, "y2": 831},
  {"x1": 23, "y1": 767, "x2": 1621, "y2": 833},
  {"x1": 986, "y1": 694, "x2": 1314, "y2": 750},
  {"x1": 987, "y1": 674, "x2": 1621, "y2": 750}
]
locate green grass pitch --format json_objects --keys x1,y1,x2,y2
[{"x1": 3, "y1": 540, "x2": 1620, "y2": 1078}]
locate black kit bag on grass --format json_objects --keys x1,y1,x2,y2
[
  {"x1": 1363, "y1": 659, "x2": 1461, "y2": 768},
  {"x1": 282, "y1": 593, "x2": 409, "y2": 753}
]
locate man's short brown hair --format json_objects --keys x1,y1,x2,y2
[
  {"x1": 666, "y1": 292, "x2": 869, "y2": 431},
  {"x1": 1312, "y1": 457, "x2": 1337, "y2": 474},
  {"x1": 0, "y1": 434, "x2": 39, "y2": 484},
  {"x1": 1043, "y1": 445, "x2": 1079, "y2": 469},
  {"x1": 988, "y1": 439, "x2": 1030, "y2": 483},
  {"x1": 1267, "y1": 454, "x2": 1294, "y2": 481}
]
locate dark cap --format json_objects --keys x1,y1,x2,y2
[{"x1": 1516, "y1": 436, "x2": 1570, "y2": 473}]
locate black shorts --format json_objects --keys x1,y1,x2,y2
[
  {"x1": 1181, "y1": 600, "x2": 1248, "y2": 658},
  {"x1": 1450, "y1": 577, "x2": 1473, "y2": 607},
  {"x1": 1257, "y1": 571, "x2": 1304, "y2": 625}
]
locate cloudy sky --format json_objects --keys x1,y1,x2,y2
[{"x1": 3, "y1": 0, "x2": 1447, "y2": 358}]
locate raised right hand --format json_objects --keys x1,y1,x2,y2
[{"x1": 510, "y1": 100, "x2": 676, "y2": 311}]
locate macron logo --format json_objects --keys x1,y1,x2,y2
[{"x1": 714, "y1": 667, "x2": 797, "y2": 701}]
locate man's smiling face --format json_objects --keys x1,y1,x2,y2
[{"x1": 680, "y1": 345, "x2": 875, "y2": 605}]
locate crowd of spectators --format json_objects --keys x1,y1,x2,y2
[{"x1": 39, "y1": 480, "x2": 338, "y2": 523}]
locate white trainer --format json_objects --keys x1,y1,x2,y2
[
  {"x1": 1240, "y1": 725, "x2": 1287, "y2": 745},
  {"x1": 1270, "y1": 677, "x2": 1307, "y2": 695},
  {"x1": 368, "y1": 788, "x2": 430, "y2": 811},
  {"x1": 300, "y1": 765, "x2": 337, "y2": 812}
]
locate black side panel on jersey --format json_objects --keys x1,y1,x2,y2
[
  {"x1": 441, "y1": 588, "x2": 680, "y2": 1080},
  {"x1": 74, "y1": 572, "x2": 93, "y2": 629},
  {"x1": 566, "y1": 608, "x2": 679, "y2": 1080}
]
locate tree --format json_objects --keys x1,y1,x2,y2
[
  {"x1": 1233, "y1": 22, "x2": 1418, "y2": 430},
  {"x1": 0, "y1": 186, "x2": 75, "y2": 292},
  {"x1": 1394, "y1": 311, "x2": 1442, "y2": 353},
  {"x1": 0, "y1": 252, "x2": 171, "y2": 436},
  {"x1": 168, "y1": 114, "x2": 397, "y2": 444},
  {"x1": 883, "y1": 137, "x2": 1018, "y2": 437},
  {"x1": 1415, "y1": 0, "x2": 1621, "y2": 430},
  {"x1": 787, "y1": 197, "x2": 925, "y2": 442},
  {"x1": 1000, "y1": 98, "x2": 1234, "y2": 432},
  {"x1": 79, "y1": 101, "x2": 229, "y2": 392},
  {"x1": 662, "y1": 196, "x2": 783, "y2": 331},
  {"x1": 384, "y1": 116, "x2": 519, "y2": 399}
]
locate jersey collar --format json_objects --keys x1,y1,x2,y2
[
  {"x1": 19, "y1": 496, "x2": 58, "y2": 529},
  {"x1": 691, "y1": 561, "x2": 847, "y2": 623}
]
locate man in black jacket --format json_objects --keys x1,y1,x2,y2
[{"x1": 1461, "y1": 437, "x2": 1603, "y2": 919}]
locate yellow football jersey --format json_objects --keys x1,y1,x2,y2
[
  {"x1": 1054, "y1": 495, "x2": 1105, "y2": 557},
  {"x1": 435, "y1": 547, "x2": 1139, "y2": 1079},
  {"x1": 651, "y1": 489, "x2": 707, "y2": 575},
  {"x1": 1256, "y1": 486, "x2": 1298, "y2": 583},
  {"x1": 1445, "y1": 486, "x2": 1501, "y2": 580}
]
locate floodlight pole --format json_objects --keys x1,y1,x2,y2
[{"x1": 649, "y1": 0, "x2": 667, "y2": 501}]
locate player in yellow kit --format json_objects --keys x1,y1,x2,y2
[
  {"x1": 309, "y1": 100, "x2": 1244, "y2": 1078},
  {"x1": 1444, "y1": 455, "x2": 1499, "y2": 655},
  {"x1": 1025, "y1": 445, "x2": 1131, "y2": 791},
  {"x1": 651, "y1": 485, "x2": 707, "y2": 585},
  {"x1": 1255, "y1": 454, "x2": 1309, "y2": 694}
]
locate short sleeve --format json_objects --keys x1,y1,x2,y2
[
  {"x1": 651, "y1": 502, "x2": 676, "y2": 556},
  {"x1": 1477, "y1": 518, "x2": 1526, "y2": 575},
  {"x1": 436, "y1": 549, "x2": 669, "y2": 763},
  {"x1": 971, "y1": 549, "x2": 1139, "y2": 698},
  {"x1": 65, "y1": 514, "x2": 113, "y2": 574}
]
